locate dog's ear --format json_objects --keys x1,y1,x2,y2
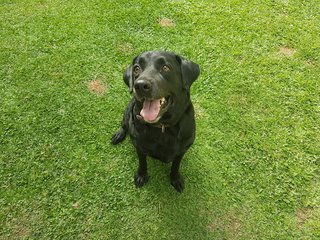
[
  {"x1": 123, "y1": 56, "x2": 138, "y2": 93},
  {"x1": 176, "y1": 55, "x2": 200, "y2": 91},
  {"x1": 123, "y1": 64, "x2": 133, "y2": 93}
]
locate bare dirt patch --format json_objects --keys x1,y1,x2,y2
[
  {"x1": 306, "y1": 60, "x2": 316, "y2": 67},
  {"x1": 228, "y1": 94, "x2": 248, "y2": 107},
  {"x1": 13, "y1": 226, "x2": 30, "y2": 239},
  {"x1": 279, "y1": 46, "x2": 296, "y2": 57},
  {"x1": 193, "y1": 101, "x2": 207, "y2": 120},
  {"x1": 37, "y1": 3, "x2": 49, "y2": 10},
  {"x1": 4, "y1": 211, "x2": 38, "y2": 239},
  {"x1": 208, "y1": 210, "x2": 243, "y2": 236},
  {"x1": 118, "y1": 43, "x2": 134, "y2": 54},
  {"x1": 159, "y1": 18, "x2": 175, "y2": 27},
  {"x1": 88, "y1": 78, "x2": 106, "y2": 96},
  {"x1": 72, "y1": 202, "x2": 80, "y2": 209},
  {"x1": 296, "y1": 208, "x2": 312, "y2": 229}
]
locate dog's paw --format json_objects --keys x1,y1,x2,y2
[
  {"x1": 170, "y1": 175, "x2": 184, "y2": 193},
  {"x1": 111, "y1": 128, "x2": 126, "y2": 145},
  {"x1": 134, "y1": 173, "x2": 149, "y2": 188}
]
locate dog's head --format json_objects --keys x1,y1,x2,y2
[{"x1": 123, "y1": 51, "x2": 200, "y2": 124}]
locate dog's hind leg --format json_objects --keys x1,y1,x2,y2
[{"x1": 111, "y1": 99, "x2": 134, "y2": 145}]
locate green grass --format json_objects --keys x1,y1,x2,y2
[{"x1": 1, "y1": 0, "x2": 319, "y2": 239}]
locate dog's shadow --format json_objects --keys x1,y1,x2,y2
[
  {"x1": 114, "y1": 138, "x2": 231, "y2": 238},
  {"x1": 136, "y1": 145, "x2": 220, "y2": 238}
]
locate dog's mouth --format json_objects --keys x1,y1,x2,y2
[{"x1": 138, "y1": 96, "x2": 171, "y2": 123}]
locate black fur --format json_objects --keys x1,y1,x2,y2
[{"x1": 111, "y1": 51, "x2": 200, "y2": 192}]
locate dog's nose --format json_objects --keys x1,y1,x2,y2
[{"x1": 134, "y1": 80, "x2": 152, "y2": 93}]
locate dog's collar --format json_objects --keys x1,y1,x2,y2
[
  {"x1": 136, "y1": 115, "x2": 169, "y2": 133},
  {"x1": 153, "y1": 123, "x2": 170, "y2": 133}
]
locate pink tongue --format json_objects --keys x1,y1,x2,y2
[{"x1": 140, "y1": 99, "x2": 161, "y2": 122}]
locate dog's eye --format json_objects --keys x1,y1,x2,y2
[
  {"x1": 133, "y1": 66, "x2": 142, "y2": 76},
  {"x1": 161, "y1": 65, "x2": 170, "y2": 72}
]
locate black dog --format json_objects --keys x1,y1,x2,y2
[{"x1": 111, "y1": 51, "x2": 200, "y2": 192}]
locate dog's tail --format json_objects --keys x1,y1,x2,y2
[{"x1": 111, "y1": 99, "x2": 134, "y2": 145}]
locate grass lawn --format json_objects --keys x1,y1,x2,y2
[{"x1": 1, "y1": 0, "x2": 319, "y2": 239}]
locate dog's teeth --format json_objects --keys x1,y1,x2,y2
[{"x1": 160, "y1": 97, "x2": 166, "y2": 105}]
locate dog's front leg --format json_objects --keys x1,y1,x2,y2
[
  {"x1": 170, "y1": 154, "x2": 184, "y2": 193},
  {"x1": 111, "y1": 99, "x2": 134, "y2": 145},
  {"x1": 134, "y1": 148, "x2": 149, "y2": 187}
]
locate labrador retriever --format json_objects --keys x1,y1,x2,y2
[{"x1": 111, "y1": 51, "x2": 200, "y2": 192}]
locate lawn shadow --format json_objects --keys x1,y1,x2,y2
[
  {"x1": 108, "y1": 121, "x2": 242, "y2": 239},
  {"x1": 142, "y1": 146, "x2": 228, "y2": 239}
]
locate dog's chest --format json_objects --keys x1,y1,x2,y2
[{"x1": 131, "y1": 122, "x2": 182, "y2": 159}]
